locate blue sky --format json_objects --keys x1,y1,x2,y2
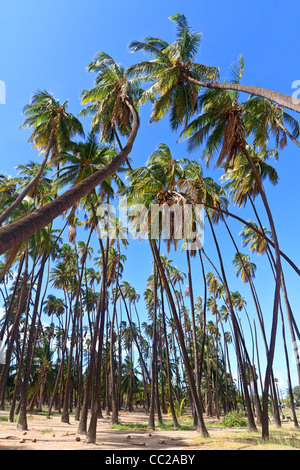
[{"x1": 1, "y1": 0, "x2": 300, "y2": 395}]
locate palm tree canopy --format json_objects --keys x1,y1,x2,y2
[
  {"x1": 81, "y1": 52, "x2": 143, "y2": 142},
  {"x1": 22, "y1": 90, "x2": 84, "y2": 159},
  {"x1": 128, "y1": 13, "x2": 219, "y2": 130}
]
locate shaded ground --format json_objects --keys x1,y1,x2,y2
[{"x1": 0, "y1": 408, "x2": 299, "y2": 450}]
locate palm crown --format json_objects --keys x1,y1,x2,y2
[
  {"x1": 128, "y1": 13, "x2": 219, "y2": 130},
  {"x1": 81, "y1": 52, "x2": 143, "y2": 142},
  {"x1": 22, "y1": 90, "x2": 84, "y2": 160}
]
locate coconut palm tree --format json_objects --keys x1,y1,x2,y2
[
  {"x1": 129, "y1": 14, "x2": 300, "y2": 118},
  {"x1": 128, "y1": 14, "x2": 218, "y2": 131},
  {"x1": 0, "y1": 91, "x2": 84, "y2": 226},
  {"x1": 232, "y1": 253, "x2": 257, "y2": 283},
  {"x1": 0, "y1": 57, "x2": 139, "y2": 255},
  {"x1": 242, "y1": 96, "x2": 300, "y2": 149},
  {"x1": 124, "y1": 156, "x2": 209, "y2": 437},
  {"x1": 81, "y1": 51, "x2": 143, "y2": 170},
  {"x1": 239, "y1": 222, "x2": 272, "y2": 256},
  {"x1": 181, "y1": 75, "x2": 286, "y2": 437}
]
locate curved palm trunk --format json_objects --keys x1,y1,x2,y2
[
  {"x1": 185, "y1": 74, "x2": 300, "y2": 114},
  {"x1": 0, "y1": 103, "x2": 139, "y2": 255}
]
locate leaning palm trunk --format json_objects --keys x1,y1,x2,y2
[
  {"x1": 184, "y1": 74, "x2": 300, "y2": 114},
  {"x1": 280, "y1": 303, "x2": 299, "y2": 428},
  {"x1": 0, "y1": 102, "x2": 139, "y2": 255}
]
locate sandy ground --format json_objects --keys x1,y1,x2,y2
[{"x1": 0, "y1": 408, "x2": 227, "y2": 451}]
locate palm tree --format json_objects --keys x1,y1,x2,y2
[
  {"x1": 124, "y1": 158, "x2": 209, "y2": 437},
  {"x1": 232, "y1": 253, "x2": 257, "y2": 283},
  {"x1": 129, "y1": 14, "x2": 300, "y2": 116},
  {"x1": 242, "y1": 96, "x2": 300, "y2": 149},
  {"x1": 239, "y1": 222, "x2": 272, "y2": 256},
  {"x1": 81, "y1": 51, "x2": 143, "y2": 169},
  {"x1": 128, "y1": 14, "x2": 218, "y2": 131},
  {"x1": 0, "y1": 91, "x2": 84, "y2": 226},
  {"x1": 0, "y1": 58, "x2": 139, "y2": 255},
  {"x1": 181, "y1": 75, "x2": 286, "y2": 438}
]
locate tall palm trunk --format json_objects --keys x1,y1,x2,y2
[
  {"x1": 110, "y1": 267, "x2": 121, "y2": 425},
  {"x1": 0, "y1": 255, "x2": 25, "y2": 342},
  {"x1": 8, "y1": 268, "x2": 35, "y2": 422},
  {"x1": 280, "y1": 303, "x2": 299, "y2": 428},
  {"x1": 18, "y1": 251, "x2": 47, "y2": 430},
  {"x1": 85, "y1": 232, "x2": 110, "y2": 444},
  {"x1": 0, "y1": 246, "x2": 29, "y2": 407},
  {"x1": 237, "y1": 145, "x2": 285, "y2": 438},
  {"x1": 159, "y1": 281, "x2": 180, "y2": 428},
  {"x1": 186, "y1": 250, "x2": 201, "y2": 402},
  {"x1": 85, "y1": 279, "x2": 107, "y2": 444},
  {"x1": 249, "y1": 196, "x2": 300, "y2": 386},
  {"x1": 61, "y1": 247, "x2": 87, "y2": 423},
  {"x1": 206, "y1": 213, "x2": 257, "y2": 431},
  {"x1": 148, "y1": 263, "x2": 158, "y2": 431},
  {"x1": 151, "y1": 239, "x2": 209, "y2": 437}
]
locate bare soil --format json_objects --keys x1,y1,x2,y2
[
  {"x1": 0, "y1": 408, "x2": 235, "y2": 451},
  {"x1": 1, "y1": 408, "x2": 299, "y2": 451}
]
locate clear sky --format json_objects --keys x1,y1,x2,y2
[{"x1": 1, "y1": 0, "x2": 300, "y2": 395}]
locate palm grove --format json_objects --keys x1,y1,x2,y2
[{"x1": 0, "y1": 14, "x2": 299, "y2": 442}]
